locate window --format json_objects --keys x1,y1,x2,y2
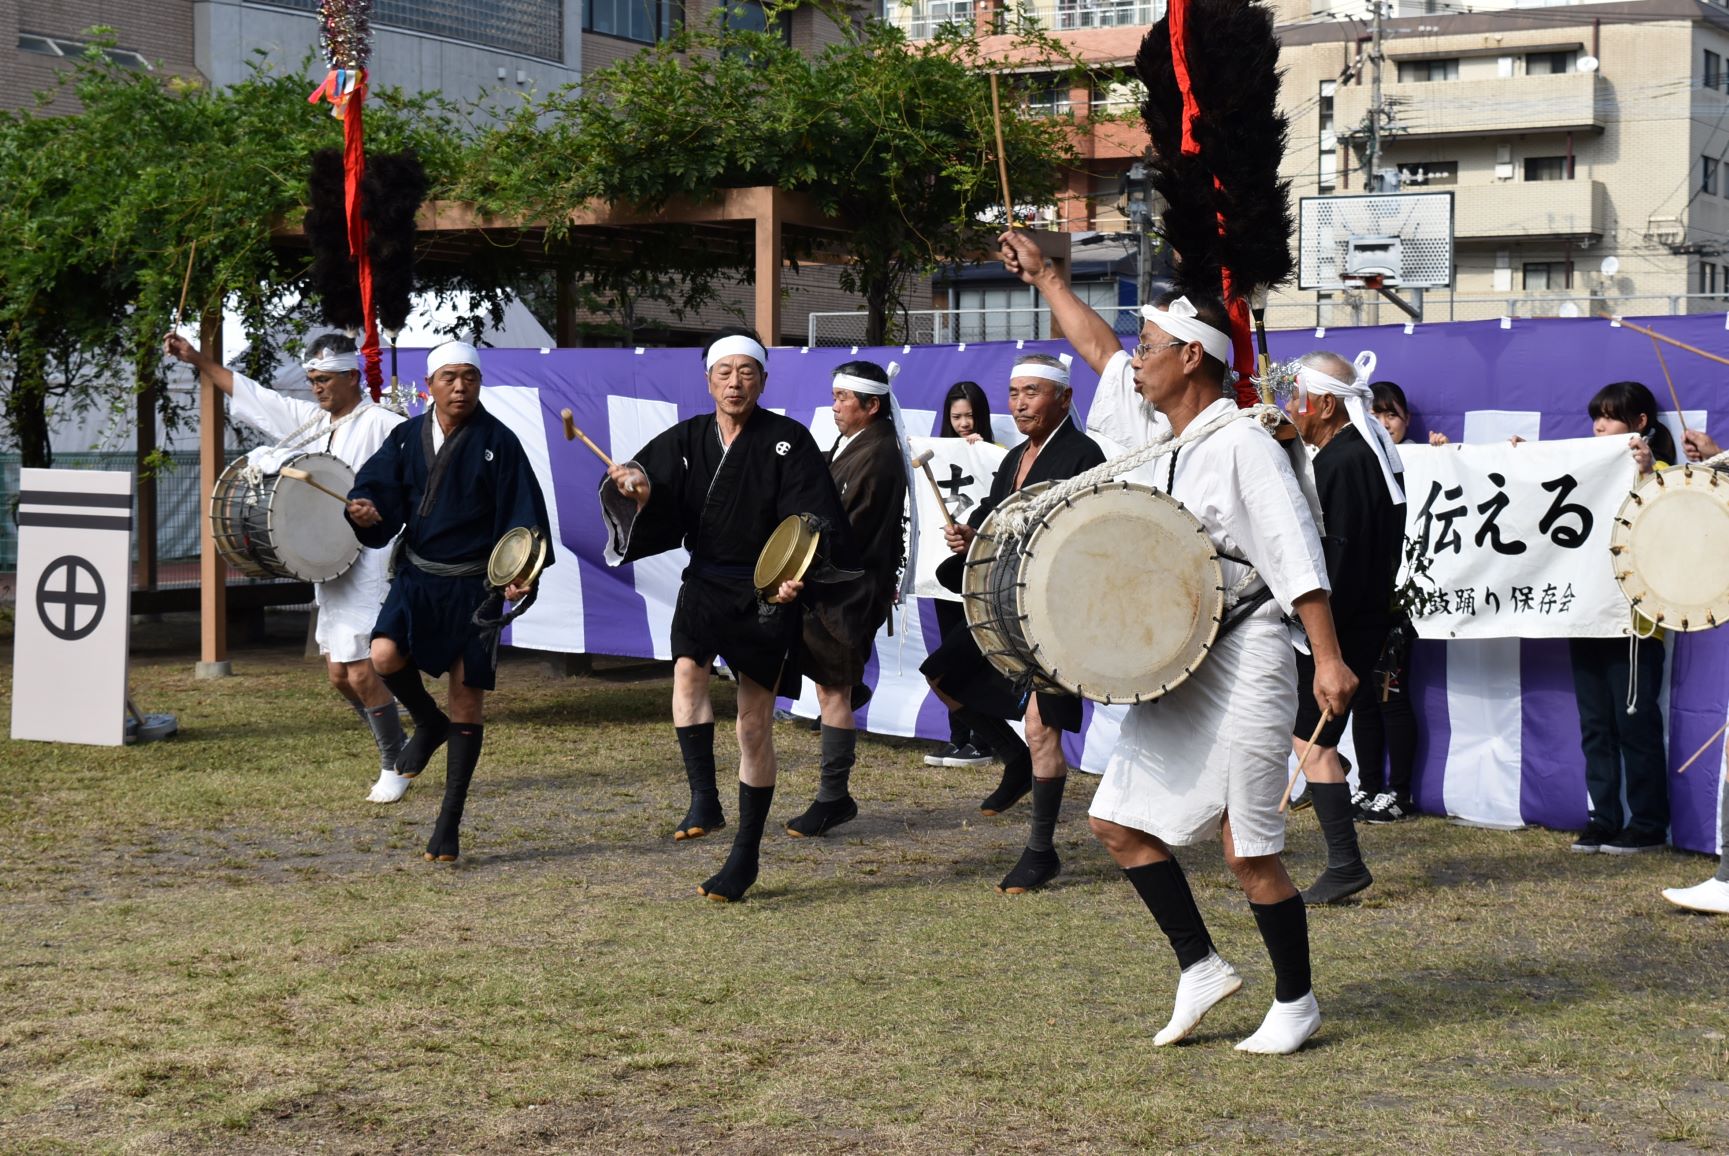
[
  {"x1": 1026, "y1": 76, "x2": 1073, "y2": 118},
  {"x1": 17, "y1": 33, "x2": 152, "y2": 69},
  {"x1": 1700, "y1": 261, "x2": 1720, "y2": 297},
  {"x1": 269, "y1": 0, "x2": 565, "y2": 61},
  {"x1": 585, "y1": 0, "x2": 682, "y2": 43},
  {"x1": 1522, "y1": 262, "x2": 1570, "y2": 291},
  {"x1": 1707, "y1": 49, "x2": 1723, "y2": 91},
  {"x1": 721, "y1": 0, "x2": 791, "y2": 45},
  {"x1": 1396, "y1": 58, "x2": 1459, "y2": 83},
  {"x1": 1705, "y1": 156, "x2": 1721, "y2": 196},
  {"x1": 1525, "y1": 155, "x2": 1570, "y2": 182},
  {"x1": 1396, "y1": 161, "x2": 1458, "y2": 187},
  {"x1": 1319, "y1": 81, "x2": 1336, "y2": 193},
  {"x1": 1525, "y1": 51, "x2": 1577, "y2": 76}
]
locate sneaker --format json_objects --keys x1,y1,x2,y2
[
  {"x1": 773, "y1": 708, "x2": 798, "y2": 723},
  {"x1": 1348, "y1": 789, "x2": 1371, "y2": 820},
  {"x1": 1602, "y1": 829, "x2": 1667, "y2": 855},
  {"x1": 1661, "y1": 877, "x2": 1729, "y2": 914},
  {"x1": 1570, "y1": 825, "x2": 1614, "y2": 853},
  {"x1": 1362, "y1": 793, "x2": 1415, "y2": 824},
  {"x1": 944, "y1": 743, "x2": 992, "y2": 768},
  {"x1": 925, "y1": 742, "x2": 962, "y2": 768}
]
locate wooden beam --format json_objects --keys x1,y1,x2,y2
[
  {"x1": 196, "y1": 307, "x2": 230, "y2": 678},
  {"x1": 754, "y1": 186, "x2": 783, "y2": 345},
  {"x1": 134, "y1": 379, "x2": 157, "y2": 592}
]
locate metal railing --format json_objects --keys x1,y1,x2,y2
[
  {"x1": 809, "y1": 293, "x2": 1729, "y2": 346},
  {"x1": 881, "y1": 0, "x2": 1166, "y2": 37}
]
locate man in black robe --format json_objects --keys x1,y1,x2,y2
[
  {"x1": 1283, "y1": 350, "x2": 1407, "y2": 905},
  {"x1": 600, "y1": 326, "x2": 856, "y2": 903},
  {"x1": 921, "y1": 354, "x2": 1107, "y2": 895},
  {"x1": 785, "y1": 359, "x2": 912, "y2": 838},
  {"x1": 345, "y1": 340, "x2": 553, "y2": 864}
]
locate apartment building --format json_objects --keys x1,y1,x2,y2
[{"x1": 888, "y1": 0, "x2": 1729, "y2": 326}]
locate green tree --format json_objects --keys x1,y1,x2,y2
[{"x1": 459, "y1": 12, "x2": 1082, "y2": 345}]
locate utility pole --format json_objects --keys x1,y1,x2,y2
[{"x1": 1368, "y1": 0, "x2": 1385, "y2": 191}]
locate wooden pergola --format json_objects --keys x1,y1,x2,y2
[{"x1": 191, "y1": 187, "x2": 1072, "y2": 673}]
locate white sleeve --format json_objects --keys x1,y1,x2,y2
[
  {"x1": 228, "y1": 371, "x2": 322, "y2": 443},
  {"x1": 1084, "y1": 349, "x2": 1168, "y2": 451},
  {"x1": 1222, "y1": 431, "x2": 1331, "y2": 614}
]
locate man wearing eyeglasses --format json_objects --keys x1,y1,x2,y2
[
  {"x1": 600, "y1": 325, "x2": 856, "y2": 904},
  {"x1": 998, "y1": 228, "x2": 1354, "y2": 1055},
  {"x1": 920, "y1": 350, "x2": 1106, "y2": 896}
]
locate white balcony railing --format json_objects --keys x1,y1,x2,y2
[{"x1": 883, "y1": 0, "x2": 1165, "y2": 40}]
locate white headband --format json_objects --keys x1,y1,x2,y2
[
  {"x1": 1296, "y1": 351, "x2": 1405, "y2": 504},
  {"x1": 427, "y1": 341, "x2": 481, "y2": 377},
  {"x1": 1009, "y1": 353, "x2": 1074, "y2": 387},
  {"x1": 302, "y1": 351, "x2": 359, "y2": 374},
  {"x1": 705, "y1": 335, "x2": 768, "y2": 371},
  {"x1": 1140, "y1": 297, "x2": 1233, "y2": 367},
  {"x1": 833, "y1": 360, "x2": 898, "y2": 396}
]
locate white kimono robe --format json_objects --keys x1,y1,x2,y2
[
  {"x1": 229, "y1": 373, "x2": 403, "y2": 663},
  {"x1": 1084, "y1": 352, "x2": 1331, "y2": 856}
]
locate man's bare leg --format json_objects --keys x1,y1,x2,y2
[
  {"x1": 698, "y1": 674, "x2": 780, "y2": 902},
  {"x1": 671, "y1": 657, "x2": 725, "y2": 840},
  {"x1": 786, "y1": 682, "x2": 861, "y2": 837}
]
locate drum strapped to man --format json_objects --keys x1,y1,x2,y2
[
  {"x1": 209, "y1": 450, "x2": 360, "y2": 582},
  {"x1": 1610, "y1": 463, "x2": 1729, "y2": 632},
  {"x1": 963, "y1": 479, "x2": 1226, "y2": 705}
]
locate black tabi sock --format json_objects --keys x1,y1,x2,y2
[
  {"x1": 426, "y1": 723, "x2": 484, "y2": 860},
  {"x1": 364, "y1": 702, "x2": 407, "y2": 771},
  {"x1": 816, "y1": 724, "x2": 856, "y2": 803},
  {"x1": 967, "y1": 711, "x2": 1033, "y2": 813},
  {"x1": 1123, "y1": 859, "x2": 1215, "y2": 970},
  {"x1": 674, "y1": 723, "x2": 722, "y2": 828},
  {"x1": 1250, "y1": 895, "x2": 1313, "y2": 1003},
  {"x1": 701, "y1": 781, "x2": 774, "y2": 901},
  {"x1": 1309, "y1": 781, "x2": 1366, "y2": 870},
  {"x1": 380, "y1": 666, "x2": 448, "y2": 777},
  {"x1": 1026, "y1": 774, "x2": 1067, "y2": 853}
]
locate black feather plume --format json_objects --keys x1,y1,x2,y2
[
  {"x1": 362, "y1": 150, "x2": 429, "y2": 334},
  {"x1": 1136, "y1": 0, "x2": 1293, "y2": 296},
  {"x1": 304, "y1": 149, "x2": 364, "y2": 331}
]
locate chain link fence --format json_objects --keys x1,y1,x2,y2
[{"x1": 1, "y1": 451, "x2": 301, "y2": 592}]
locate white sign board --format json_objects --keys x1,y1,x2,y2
[
  {"x1": 10, "y1": 469, "x2": 133, "y2": 745},
  {"x1": 1399, "y1": 438, "x2": 1635, "y2": 640},
  {"x1": 907, "y1": 436, "x2": 1007, "y2": 600}
]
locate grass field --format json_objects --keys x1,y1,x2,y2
[{"x1": 2, "y1": 610, "x2": 1726, "y2": 1155}]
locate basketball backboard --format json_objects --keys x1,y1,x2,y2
[{"x1": 1297, "y1": 192, "x2": 1455, "y2": 291}]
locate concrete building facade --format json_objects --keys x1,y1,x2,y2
[{"x1": 884, "y1": 0, "x2": 1729, "y2": 327}]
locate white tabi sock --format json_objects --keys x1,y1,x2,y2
[
  {"x1": 1153, "y1": 951, "x2": 1243, "y2": 1046},
  {"x1": 366, "y1": 768, "x2": 414, "y2": 804},
  {"x1": 1235, "y1": 991, "x2": 1322, "y2": 1055}
]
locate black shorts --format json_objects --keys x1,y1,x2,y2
[
  {"x1": 920, "y1": 619, "x2": 1084, "y2": 733},
  {"x1": 671, "y1": 570, "x2": 802, "y2": 696},
  {"x1": 371, "y1": 565, "x2": 496, "y2": 690},
  {"x1": 1293, "y1": 625, "x2": 1388, "y2": 747}
]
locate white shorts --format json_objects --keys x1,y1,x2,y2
[
  {"x1": 314, "y1": 546, "x2": 391, "y2": 664},
  {"x1": 1088, "y1": 606, "x2": 1297, "y2": 858}
]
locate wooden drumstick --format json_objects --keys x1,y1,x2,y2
[
  {"x1": 278, "y1": 465, "x2": 350, "y2": 504},
  {"x1": 1648, "y1": 335, "x2": 1689, "y2": 435},
  {"x1": 1279, "y1": 709, "x2": 1332, "y2": 814},
  {"x1": 172, "y1": 240, "x2": 197, "y2": 331},
  {"x1": 910, "y1": 448, "x2": 957, "y2": 529},
  {"x1": 990, "y1": 73, "x2": 1016, "y2": 229},
  {"x1": 561, "y1": 408, "x2": 615, "y2": 467},
  {"x1": 1675, "y1": 718, "x2": 1729, "y2": 775}
]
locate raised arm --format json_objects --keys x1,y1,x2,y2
[
  {"x1": 162, "y1": 332, "x2": 234, "y2": 396},
  {"x1": 997, "y1": 230, "x2": 1121, "y2": 376}
]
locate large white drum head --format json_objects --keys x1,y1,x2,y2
[
  {"x1": 1611, "y1": 464, "x2": 1729, "y2": 631},
  {"x1": 1018, "y1": 482, "x2": 1222, "y2": 703},
  {"x1": 265, "y1": 452, "x2": 361, "y2": 582}
]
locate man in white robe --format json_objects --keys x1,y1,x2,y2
[
  {"x1": 164, "y1": 331, "x2": 408, "y2": 802},
  {"x1": 997, "y1": 230, "x2": 1357, "y2": 1055}
]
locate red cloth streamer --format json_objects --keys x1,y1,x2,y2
[
  {"x1": 1169, "y1": 1, "x2": 1258, "y2": 407},
  {"x1": 309, "y1": 70, "x2": 384, "y2": 399}
]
